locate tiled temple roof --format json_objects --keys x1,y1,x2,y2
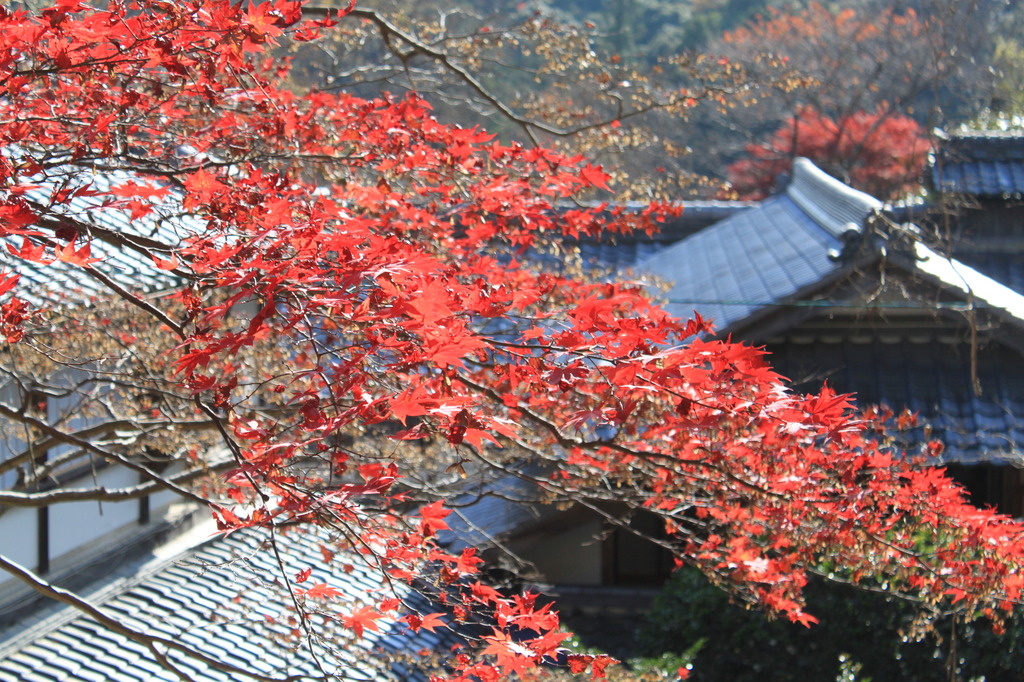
[
  {"x1": 0, "y1": 525, "x2": 454, "y2": 682},
  {"x1": 930, "y1": 131, "x2": 1024, "y2": 197},
  {"x1": 768, "y1": 333, "x2": 1024, "y2": 466},
  {"x1": 639, "y1": 159, "x2": 879, "y2": 332},
  {"x1": 637, "y1": 158, "x2": 1024, "y2": 465}
]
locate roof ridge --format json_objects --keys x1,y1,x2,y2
[
  {"x1": 786, "y1": 158, "x2": 882, "y2": 237},
  {"x1": 940, "y1": 129, "x2": 1024, "y2": 140},
  {"x1": 911, "y1": 242, "x2": 1024, "y2": 326}
]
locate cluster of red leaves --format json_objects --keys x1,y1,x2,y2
[
  {"x1": 0, "y1": 2, "x2": 1021, "y2": 680},
  {"x1": 725, "y1": 105, "x2": 930, "y2": 200},
  {"x1": 0, "y1": 297, "x2": 28, "y2": 343}
]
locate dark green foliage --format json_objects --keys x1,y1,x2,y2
[{"x1": 636, "y1": 568, "x2": 1024, "y2": 682}]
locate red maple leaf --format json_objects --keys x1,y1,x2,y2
[
  {"x1": 579, "y1": 163, "x2": 611, "y2": 191},
  {"x1": 0, "y1": 203, "x2": 39, "y2": 235},
  {"x1": 343, "y1": 606, "x2": 382, "y2": 637},
  {"x1": 403, "y1": 612, "x2": 446, "y2": 633},
  {"x1": 109, "y1": 181, "x2": 171, "y2": 199},
  {"x1": 55, "y1": 241, "x2": 101, "y2": 266},
  {"x1": 418, "y1": 500, "x2": 450, "y2": 536},
  {"x1": 304, "y1": 582, "x2": 344, "y2": 600},
  {"x1": 456, "y1": 548, "x2": 483, "y2": 575},
  {"x1": 481, "y1": 630, "x2": 535, "y2": 676},
  {"x1": 7, "y1": 239, "x2": 52, "y2": 264},
  {"x1": 183, "y1": 167, "x2": 227, "y2": 204},
  {"x1": 0, "y1": 273, "x2": 18, "y2": 298}
]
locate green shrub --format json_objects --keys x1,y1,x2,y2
[{"x1": 635, "y1": 568, "x2": 1024, "y2": 682}]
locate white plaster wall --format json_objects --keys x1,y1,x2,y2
[
  {"x1": 0, "y1": 370, "x2": 202, "y2": 602},
  {"x1": 49, "y1": 466, "x2": 139, "y2": 559},
  {"x1": 148, "y1": 460, "x2": 192, "y2": 514},
  {"x1": 0, "y1": 505, "x2": 40, "y2": 600},
  {"x1": 0, "y1": 504, "x2": 38, "y2": 569},
  {"x1": 150, "y1": 486, "x2": 181, "y2": 515}
]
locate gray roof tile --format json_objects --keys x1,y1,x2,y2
[
  {"x1": 0, "y1": 527, "x2": 455, "y2": 681},
  {"x1": 639, "y1": 178, "x2": 852, "y2": 332},
  {"x1": 12, "y1": 671, "x2": 55, "y2": 682},
  {"x1": 438, "y1": 474, "x2": 549, "y2": 551},
  {"x1": 769, "y1": 336, "x2": 1024, "y2": 465},
  {"x1": 534, "y1": 202, "x2": 754, "y2": 278},
  {"x1": 953, "y1": 252, "x2": 1024, "y2": 293}
]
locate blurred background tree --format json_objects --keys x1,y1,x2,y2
[
  {"x1": 292, "y1": 1, "x2": 1018, "y2": 198},
  {"x1": 725, "y1": 106, "x2": 930, "y2": 200}
]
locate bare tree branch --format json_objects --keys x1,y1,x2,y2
[
  {"x1": 0, "y1": 460, "x2": 230, "y2": 506},
  {"x1": 0, "y1": 402, "x2": 210, "y2": 506}
]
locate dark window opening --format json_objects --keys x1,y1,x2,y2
[
  {"x1": 603, "y1": 511, "x2": 675, "y2": 586},
  {"x1": 943, "y1": 464, "x2": 1024, "y2": 518}
]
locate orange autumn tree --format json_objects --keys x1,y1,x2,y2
[
  {"x1": 725, "y1": 106, "x2": 931, "y2": 200},
  {"x1": 718, "y1": 2, "x2": 941, "y2": 118},
  {"x1": 0, "y1": 2, "x2": 1021, "y2": 681},
  {"x1": 704, "y1": 1, "x2": 990, "y2": 192}
]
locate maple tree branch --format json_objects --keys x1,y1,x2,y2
[
  {"x1": 76, "y1": 264, "x2": 186, "y2": 338},
  {"x1": 191, "y1": 397, "x2": 270, "y2": 504},
  {"x1": 266, "y1": 520, "x2": 331, "y2": 679},
  {"x1": 0, "y1": 417, "x2": 215, "y2": 477},
  {"x1": 321, "y1": 6, "x2": 732, "y2": 144},
  {"x1": 0, "y1": 461, "x2": 230, "y2": 507},
  {"x1": 28, "y1": 204, "x2": 182, "y2": 258},
  {"x1": 459, "y1": 440, "x2": 698, "y2": 557},
  {"x1": 341, "y1": 7, "x2": 553, "y2": 145},
  {"x1": 453, "y1": 372, "x2": 698, "y2": 465},
  {"x1": 0, "y1": 402, "x2": 209, "y2": 506}
]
